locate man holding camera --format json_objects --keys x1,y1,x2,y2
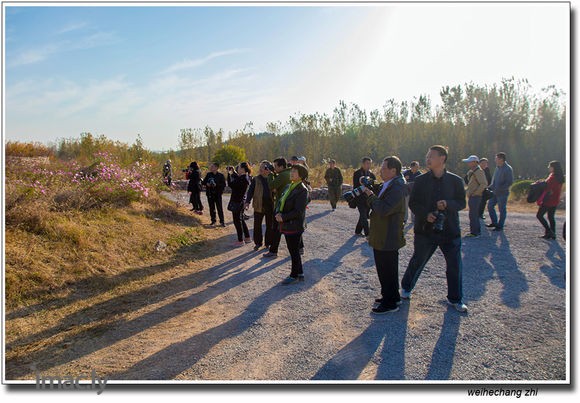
[
  {"x1": 401, "y1": 145, "x2": 468, "y2": 313},
  {"x1": 202, "y1": 162, "x2": 226, "y2": 226},
  {"x1": 353, "y1": 157, "x2": 376, "y2": 237},
  {"x1": 246, "y1": 160, "x2": 275, "y2": 250},
  {"x1": 263, "y1": 157, "x2": 292, "y2": 258},
  {"x1": 362, "y1": 156, "x2": 407, "y2": 314}
]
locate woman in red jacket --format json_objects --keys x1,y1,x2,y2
[{"x1": 536, "y1": 160, "x2": 564, "y2": 239}]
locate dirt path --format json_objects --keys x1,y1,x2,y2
[{"x1": 5, "y1": 191, "x2": 567, "y2": 381}]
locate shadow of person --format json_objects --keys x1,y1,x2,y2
[
  {"x1": 305, "y1": 209, "x2": 333, "y2": 225},
  {"x1": 311, "y1": 303, "x2": 409, "y2": 380},
  {"x1": 425, "y1": 306, "x2": 462, "y2": 380},
  {"x1": 540, "y1": 240, "x2": 566, "y2": 289},
  {"x1": 461, "y1": 237, "x2": 495, "y2": 303},
  {"x1": 109, "y1": 234, "x2": 362, "y2": 380},
  {"x1": 6, "y1": 251, "x2": 284, "y2": 379},
  {"x1": 489, "y1": 231, "x2": 528, "y2": 309}
]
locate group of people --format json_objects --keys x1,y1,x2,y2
[
  {"x1": 182, "y1": 156, "x2": 311, "y2": 285},
  {"x1": 167, "y1": 145, "x2": 564, "y2": 314}
]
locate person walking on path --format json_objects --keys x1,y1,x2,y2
[
  {"x1": 163, "y1": 159, "x2": 172, "y2": 187},
  {"x1": 353, "y1": 157, "x2": 377, "y2": 237},
  {"x1": 202, "y1": 162, "x2": 226, "y2": 226},
  {"x1": 536, "y1": 160, "x2": 564, "y2": 240},
  {"x1": 401, "y1": 145, "x2": 468, "y2": 313},
  {"x1": 478, "y1": 158, "x2": 493, "y2": 219},
  {"x1": 263, "y1": 157, "x2": 292, "y2": 258},
  {"x1": 462, "y1": 155, "x2": 488, "y2": 237},
  {"x1": 362, "y1": 156, "x2": 407, "y2": 314},
  {"x1": 187, "y1": 161, "x2": 204, "y2": 215},
  {"x1": 402, "y1": 161, "x2": 421, "y2": 224},
  {"x1": 325, "y1": 159, "x2": 343, "y2": 211},
  {"x1": 246, "y1": 161, "x2": 275, "y2": 250},
  {"x1": 486, "y1": 152, "x2": 514, "y2": 231},
  {"x1": 227, "y1": 163, "x2": 252, "y2": 246},
  {"x1": 275, "y1": 164, "x2": 310, "y2": 285}
]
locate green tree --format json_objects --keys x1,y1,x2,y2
[{"x1": 213, "y1": 145, "x2": 247, "y2": 166}]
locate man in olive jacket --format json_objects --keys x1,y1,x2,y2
[
  {"x1": 324, "y1": 159, "x2": 343, "y2": 210},
  {"x1": 362, "y1": 156, "x2": 407, "y2": 314}
]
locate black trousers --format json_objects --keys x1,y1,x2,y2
[
  {"x1": 189, "y1": 191, "x2": 203, "y2": 211},
  {"x1": 207, "y1": 193, "x2": 224, "y2": 224},
  {"x1": 285, "y1": 232, "x2": 304, "y2": 277},
  {"x1": 355, "y1": 203, "x2": 370, "y2": 235},
  {"x1": 373, "y1": 249, "x2": 400, "y2": 307},
  {"x1": 254, "y1": 209, "x2": 274, "y2": 247},
  {"x1": 232, "y1": 206, "x2": 250, "y2": 241},
  {"x1": 537, "y1": 205, "x2": 557, "y2": 234}
]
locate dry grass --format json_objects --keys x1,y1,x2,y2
[{"x1": 5, "y1": 195, "x2": 204, "y2": 309}]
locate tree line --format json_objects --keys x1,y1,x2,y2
[{"x1": 175, "y1": 77, "x2": 566, "y2": 179}]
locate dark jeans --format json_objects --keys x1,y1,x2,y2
[
  {"x1": 189, "y1": 191, "x2": 203, "y2": 211},
  {"x1": 468, "y1": 196, "x2": 482, "y2": 235},
  {"x1": 254, "y1": 210, "x2": 274, "y2": 247},
  {"x1": 285, "y1": 232, "x2": 304, "y2": 277},
  {"x1": 232, "y1": 206, "x2": 250, "y2": 241},
  {"x1": 373, "y1": 249, "x2": 400, "y2": 307},
  {"x1": 207, "y1": 193, "x2": 224, "y2": 224},
  {"x1": 479, "y1": 194, "x2": 489, "y2": 217},
  {"x1": 488, "y1": 192, "x2": 509, "y2": 229},
  {"x1": 355, "y1": 202, "x2": 370, "y2": 235},
  {"x1": 328, "y1": 186, "x2": 341, "y2": 209},
  {"x1": 537, "y1": 205, "x2": 557, "y2": 234},
  {"x1": 269, "y1": 217, "x2": 282, "y2": 254},
  {"x1": 401, "y1": 234, "x2": 463, "y2": 303}
]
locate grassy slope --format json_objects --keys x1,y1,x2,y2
[{"x1": 5, "y1": 191, "x2": 205, "y2": 310}]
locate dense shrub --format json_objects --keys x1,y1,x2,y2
[{"x1": 510, "y1": 180, "x2": 534, "y2": 201}]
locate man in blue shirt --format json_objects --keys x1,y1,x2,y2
[{"x1": 486, "y1": 152, "x2": 514, "y2": 231}]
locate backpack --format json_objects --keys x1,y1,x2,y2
[{"x1": 527, "y1": 181, "x2": 547, "y2": 203}]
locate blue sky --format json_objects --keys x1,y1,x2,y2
[{"x1": 4, "y1": 3, "x2": 569, "y2": 151}]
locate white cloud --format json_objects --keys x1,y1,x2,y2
[
  {"x1": 7, "y1": 31, "x2": 119, "y2": 68},
  {"x1": 57, "y1": 22, "x2": 88, "y2": 35},
  {"x1": 160, "y1": 49, "x2": 250, "y2": 74}
]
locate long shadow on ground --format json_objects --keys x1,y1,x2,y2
[{"x1": 6, "y1": 248, "x2": 277, "y2": 379}]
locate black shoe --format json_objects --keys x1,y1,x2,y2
[
  {"x1": 253, "y1": 244, "x2": 262, "y2": 251},
  {"x1": 375, "y1": 298, "x2": 402, "y2": 306},
  {"x1": 372, "y1": 304, "x2": 399, "y2": 315},
  {"x1": 220, "y1": 223, "x2": 226, "y2": 227},
  {"x1": 210, "y1": 221, "x2": 216, "y2": 226},
  {"x1": 486, "y1": 223, "x2": 497, "y2": 228}
]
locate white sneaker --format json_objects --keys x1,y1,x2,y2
[
  {"x1": 400, "y1": 289, "x2": 411, "y2": 299},
  {"x1": 447, "y1": 300, "x2": 468, "y2": 312}
]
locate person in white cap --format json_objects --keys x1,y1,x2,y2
[{"x1": 462, "y1": 155, "x2": 488, "y2": 237}]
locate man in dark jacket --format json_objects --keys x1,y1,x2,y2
[
  {"x1": 362, "y1": 156, "x2": 407, "y2": 314},
  {"x1": 353, "y1": 157, "x2": 376, "y2": 236},
  {"x1": 401, "y1": 145, "x2": 468, "y2": 312},
  {"x1": 264, "y1": 157, "x2": 292, "y2": 258},
  {"x1": 478, "y1": 157, "x2": 493, "y2": 219},
  {"x1": 246, "y1": 160, "x2": 275, "y2": 250},
  {"x1": 202, "y1": 162, "x2": 226, "y2": 226},
  {"x1": 324, "y1": 159, "x2": 343, "y2": 210}
]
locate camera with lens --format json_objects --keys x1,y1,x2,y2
[
  {"x1": 342, "y1": 176, "x2": 375, "y2": 203},
  {"x1": 432, "y1": 210, "x2": 446, "y2": 233},
  {"x1": 181, "y1": 168, "x2": 190, "y2": 173},
  {"x1": 264, "y1": 162, "x2": 275, "y2": 172},
  {"x1": 208, "y1": 177, "x2": 216, "y2": 187}
]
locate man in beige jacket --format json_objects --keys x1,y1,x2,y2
[{"x1": 463, "y1": 155, "x2": 488, "y2": 237}]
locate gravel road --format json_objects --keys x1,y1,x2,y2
[{"x1": 7, "y1": 191, "x2": 567, "y2": 382}]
